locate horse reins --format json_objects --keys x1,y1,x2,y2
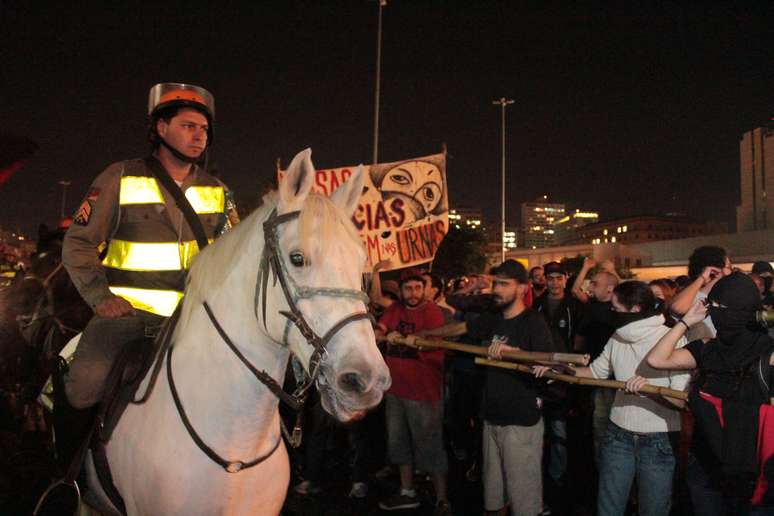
[{"x1": 165, "y1": 208, "x2": 371, "y2": 474}]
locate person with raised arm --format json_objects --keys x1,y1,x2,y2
[
  {"x1": 536, "y1": 280, "x2": 689, "y2": 516},
  {"x1": 648, "y1": 272, "x2": 774, "y2": 515}
]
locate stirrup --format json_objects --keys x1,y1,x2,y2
[{"x1": 33, "y1": 477, "x2": 82, "y2": 516}]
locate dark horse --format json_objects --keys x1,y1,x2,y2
[
  {"x1": 0, "y1": 225, "x2": 91, "y2": 431},
  {"x1": 0, "y1": 225, "x2": 91, "y2": 513}
]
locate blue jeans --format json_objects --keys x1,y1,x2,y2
[
  {"x1": 597, "y1": 422, "x2": 676, "y2": 516},
  {"x1": 592, "y1": 388, "x2": 615, "y2": 466},
  {"x1": 545, "y1": 414, "x2": 568, "y2": 483}
]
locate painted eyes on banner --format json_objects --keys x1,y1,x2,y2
[
  {"x1": 419, "y1": 183, "x2": 441, "y2": 205},
  {"x1": 289, "y1": 251, "x2": 305, "y2": 267},
  {"x1": 382, "y1": 164, "x2": 444, "y2": 216},
  {"x1": 388, "y1": 171, "x2": 411, "y2": 186},
  {"x1": 418, "y1": 183, "x2": 442, "y2": 211}
]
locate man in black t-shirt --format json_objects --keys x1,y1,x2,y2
[{"x1": 421, "y1": 260, "x2": 556, "y2": 516}]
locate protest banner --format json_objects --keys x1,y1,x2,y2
[{"x1": 279, "y1": 152, "x2": 449, "y2": 271}]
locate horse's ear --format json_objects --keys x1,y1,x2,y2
[
  {"x1": 279, "y1": 148, "x2": 315, "y2": 211},
  {"x1": 330, "y1": 165, "x2": 365, "y2": 217}
]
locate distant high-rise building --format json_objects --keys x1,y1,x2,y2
[
  {"x1": 520, "y1": 196, "x2": 565, "y2": 248},
  {"x1": 448, "y1": 207, "x2": 485, "y2": 231},
  {"x1": 503, "y1": 228, "x2": 518, "y2": 250},
  {"x1": 554, "y1": 210, "x2": 599, "y2": 245},
  {"x1": 738, "y1": 125, "x2": 774, "y2": 231}
]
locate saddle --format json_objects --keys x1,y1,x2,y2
[
  {"x1": 96, "y1": 332, "x2": 158, "y2": 441},
  {"x1": 45, "y1": 309, "x2": 179, "y2": 516}
]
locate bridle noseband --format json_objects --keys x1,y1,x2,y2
[{"x1": 167, "y1": 207, "x2": 372, "y2": 473}]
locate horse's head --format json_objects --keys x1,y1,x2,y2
[{"x1": 268, "y1": 149, "x2": 391, "y2": 422}]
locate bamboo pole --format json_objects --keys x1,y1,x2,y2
[
  {"x1": 474, "y1": 357, "x2": 688, "y2": 401},
  {"x1": 382, "y1": 335, "x2": 590, "y2": 366}
]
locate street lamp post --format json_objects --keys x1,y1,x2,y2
[
  {"x1": 58, "y1": 180, "x2": 71, "y2": 219},
  {"x1": 492, "y1": 98, "x2": 514, "y2": 263},
  {"x1": 372, "y1": 0, "x2": 387, "y2": 165}
]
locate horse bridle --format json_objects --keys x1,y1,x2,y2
[
  {"x1": 257, "y1": 209, "x2": 372, "y2": 402},
  {"x1": 166, "y1": 208, "x2": 371, "y2": 474}
]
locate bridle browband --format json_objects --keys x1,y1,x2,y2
[{"x1": 166, "y1": 207, "x2": 372, "y2": 474}]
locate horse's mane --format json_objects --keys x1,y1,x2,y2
[{"x1": 179, "y1": 190, "x2": 363, "y2": 329}]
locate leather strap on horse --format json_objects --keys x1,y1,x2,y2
[
  {"x1": 92, "y1": 441, "x2": 128, "y2": 515},
  {"x1": 166, "y1": 340, "x2": 282, "y2": 473},
  {"x1": 132, "y1": 302, "x2": 183, "y2": 405},
  {"x1": 144, "y1": 156, "x2": 209, "y2": 251},
  {"x1": 203, "y1": 301, "x2": 301, "y2": 410}
]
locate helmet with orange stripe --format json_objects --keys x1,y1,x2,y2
[{"x1": 147, "y1": 83, "x2": 215, "y2": 162}]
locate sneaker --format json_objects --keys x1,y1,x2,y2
[
  {"x1": 293, "y1": 480, "x2": 321, "y2": 495},
  {"x1": 433, "y1": 500, "x2": 452, "y2": 516},
  {"x1": 378, "y1": 492, "x2": 420, "y2": 511},
  {"x1": 348, "y1": 481, "x2": 368, "y2": 499}
]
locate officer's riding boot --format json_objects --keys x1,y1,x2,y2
[
  {"x1": 52, "y1": 357, "x2": 97, "y2": 474},
  {"x1": 33, "y1": 359, "x2": 97, "y2": 515}
]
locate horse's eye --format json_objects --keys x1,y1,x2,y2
[{"x1": 289, "y1": 251, "x2": 305, "y2": 267}]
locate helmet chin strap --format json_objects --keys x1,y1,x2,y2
[{"x1": 159, "y1": 137, "x2": 203, "y2": 165}]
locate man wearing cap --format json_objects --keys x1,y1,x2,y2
[
  {"x1": 420, "y1": 260, "x2": 556, "y2": 516},
  {"x1": 375, "y1": 274, "x2": 451, "y2": 514},
  {"x1": 57, "y1": 83, "x2": 231, "y2": 464},
  {"x1": 532, "y1": 260, "x2": 586, "y2": 503}
]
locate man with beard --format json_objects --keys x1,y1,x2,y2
[
  {"x1": 571, "y1": 257, "x2": 620, "y2": 465},
  {"x1": 530, "y1": 266, "x2": 547, "y2": 299},
  {"x1": 375, "y1": 274, "x2": 450, "y2": 515},
  {"x1": 420, "y1": 260, "x2": 556, "y2": 516}
]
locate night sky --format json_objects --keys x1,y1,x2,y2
[{"x1": 2, "y1": 2, "x2": 773, "y2": 237}]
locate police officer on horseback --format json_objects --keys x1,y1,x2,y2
[{"x1": 56, "y1": 83, "x2": 235, "y2": 465}]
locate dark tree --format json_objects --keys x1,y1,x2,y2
[{"x1": 431, "y1": 225, "x2": 488, "y2": 278}]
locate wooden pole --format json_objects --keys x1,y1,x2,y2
[
  {"x1": 382, "y1": 335, "x2": 590, "y2": 366},
  {"x1": 474, "y1": 357, "x2": 688, "y2": 401}
]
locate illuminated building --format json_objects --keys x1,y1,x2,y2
[
  {"x1": 520, "y1": 195, "x2": 565, "y2": 249},
  {"x1": 554, "y1": 210, "x2": 599, "y2": 245},
  {"x1": 574, "y1": 215, "x2": 725, "y2": 246},
  {"x1": 737, "y1": 124, "x2": 774, "y2": 231},
  {"x1": 448, "y1": 207, "x2": 484, "y2": 231}
]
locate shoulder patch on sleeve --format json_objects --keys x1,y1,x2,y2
[{"x1": 73, "y1": 187, "x2": 101, "y2": 226}]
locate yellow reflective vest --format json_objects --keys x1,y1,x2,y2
[{"x1": 102, "y1": 164, "x2": 225, "y2": 316}]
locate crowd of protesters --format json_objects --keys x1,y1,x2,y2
[
  {"x1": 286, "y1": 245, "x2": 774, "y2": 516},
  {"x1": 5, "y1": 229, "x2": 774, "y2": 515}
]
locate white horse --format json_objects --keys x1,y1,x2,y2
[{"x1": 81, "y1": 149, "x2": 390, "y2": 515}]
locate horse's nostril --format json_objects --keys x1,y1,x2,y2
[{"x1": 338, "y1": 372, "x2": 367, "y2": 394}]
